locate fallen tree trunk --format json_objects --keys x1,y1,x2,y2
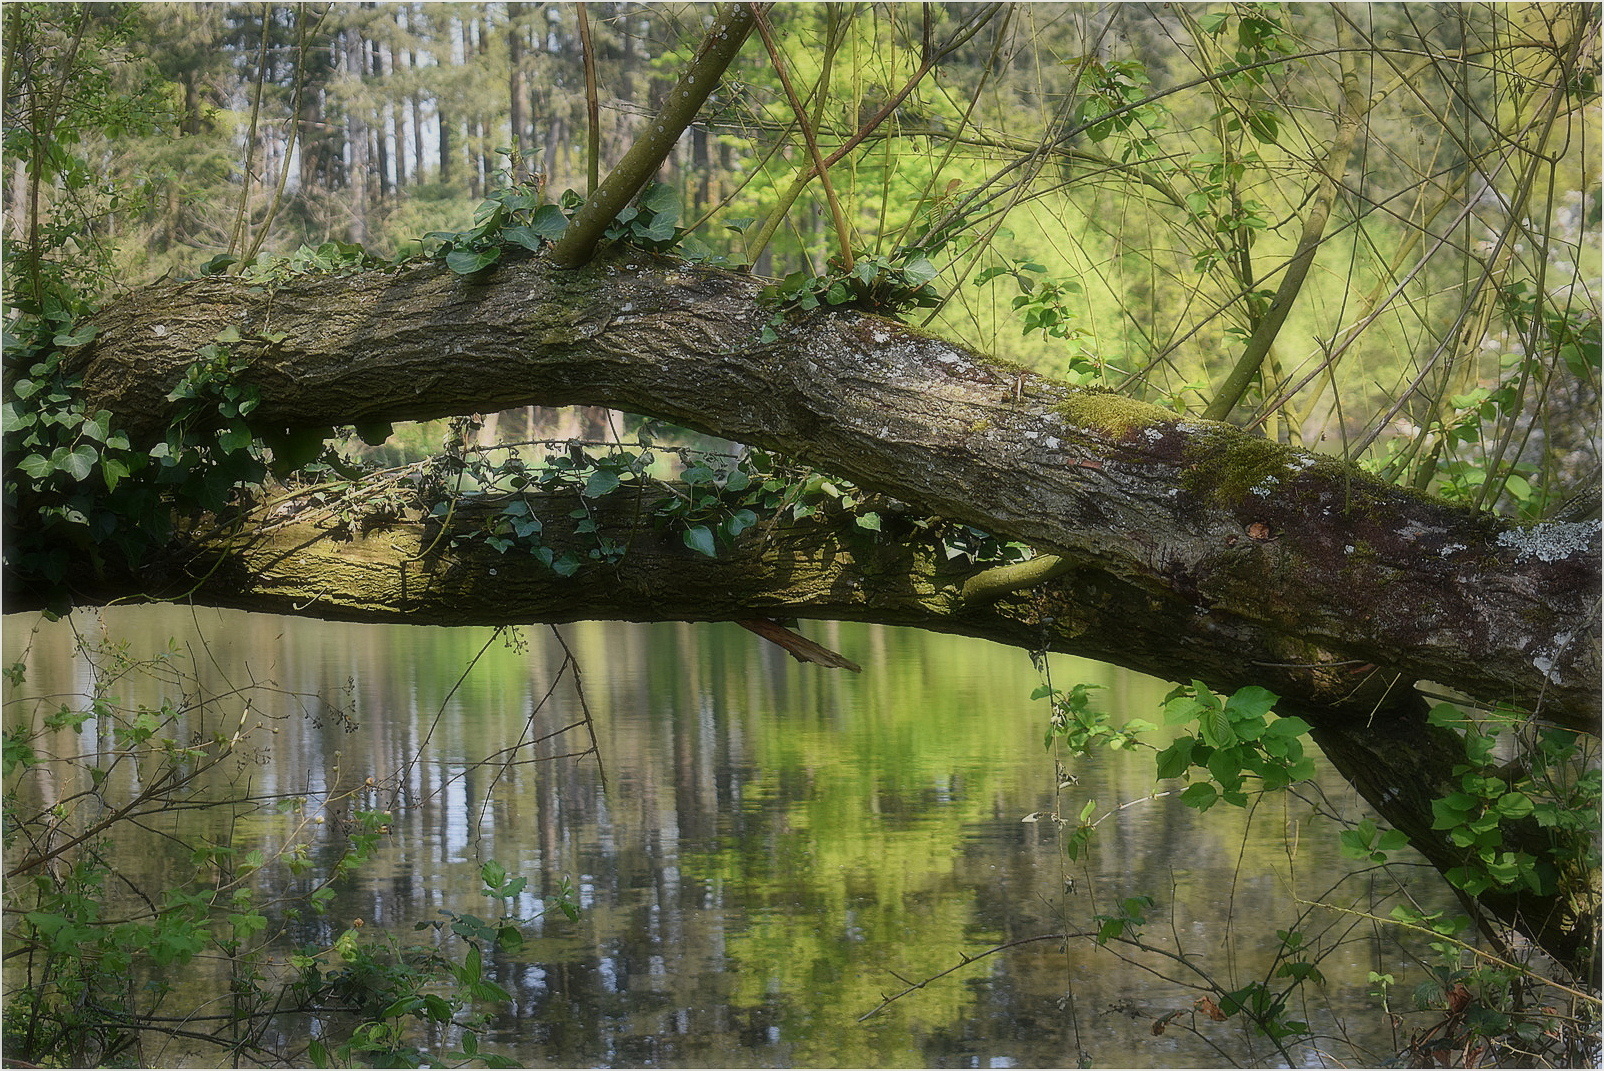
[
  {"x1": 63, "y1": 250, "x2": 1600, "y2": 730},
  {"x1": 24, "y1": 248, "x2": 1601, "y2": 975}
]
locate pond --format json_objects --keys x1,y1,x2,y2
[{"x1": 3, "y1": 606, "x2": 1457, "y2": 1068}]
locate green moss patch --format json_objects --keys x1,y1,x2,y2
[{"x1": 1054, "y1": 389, "x2": 1174, "y2": 438}]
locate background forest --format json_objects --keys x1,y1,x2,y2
[
  {"x1": 3, "y1": 2, "x2": 1601, "y2": 1068},
  {"x1": 7, "y1": 1, "x2": 1599, "y2": 511}
]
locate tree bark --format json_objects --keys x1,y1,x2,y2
[
  {"x1": 36, "y1": 249, "x2": 1601, "y2": 976},
  {"x1": 63, "y1": 251, "x2": 1599, "y2": 732}
]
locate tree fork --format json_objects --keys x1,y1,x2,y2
[{"x1": 549, "y1": 3, "x2": 762, "y2": 269}]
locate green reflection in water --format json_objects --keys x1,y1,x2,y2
[{"x1": 2, "y1": 607, "x2": 1453, "y2": 1068}]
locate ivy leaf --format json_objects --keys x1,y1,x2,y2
[
  {"x1": 529, "y1": 203, "x2": 569, "y2": 238},
  {"x1": 18, "y1": 453, "x2": 53, "y2": 480},
  {"x1": 60, "y1": 444, "x2": 98, "y2": 481},
  {"x1": 52, "y1": 322, "x2": 98, "y2": 347},
  {"x1": 101, "y1": 458, "x2": 130, "y2": 493},
  {"x1": 446, "y1": 246, "x2": 501, "y2": 275},
  {"x1": 639, "y1": 215, "x2": 678, "y2": 243},
  {"x1": 582, "y1": 470, "x2": 620, "y2": 498},
  {"x1": 2, "y1": 402, "x2": 35, "y2": 434},
  {"x1": 899, "y1": 256, "x2": 938, "y2": 286},
  {"x1": 639, "y1": 183, "x2": 679, "y2": 213},
  {"x1": 499, "y1": 225, "x2": 545, "y2": 252},
  {"x1": 682, "y1": 525, "x2": 717, "y2": 557}
]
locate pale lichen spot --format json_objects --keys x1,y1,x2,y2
[
  {"x1": 1496, "y1": 519, "x2": 1600, "y2": 562},
  {"x1": 1250, "y1": 475, "x2": 1279, "y2": 497},
  {"x1": 1532, "y1": 632, "x2": 1574, "y2": 683}
]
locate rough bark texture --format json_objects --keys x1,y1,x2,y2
[
  {"x1": 66, "y1": 251, "x2": 1600, "y2": 730},
  {"x1": 33, "y1": 249, "x2": 1601, "y2": 975}
]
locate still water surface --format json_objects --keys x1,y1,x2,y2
[{"x1": 4, "y1": 607, "x2": 1453, "y2": 1068}]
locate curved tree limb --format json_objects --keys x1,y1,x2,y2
[
  {"x1": 29, "y1": 248, "x2": 1602, "y2": 974},
  {"x1": 62, "y1": 252, "x2": 1599, "y2": 732}
]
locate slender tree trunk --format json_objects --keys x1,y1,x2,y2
[
  {"x1": 369, "y1": 40, "x2": 390, "y2": 198},
  {"x1": 438, "y1": 107, "x2": 452, "y2": 185},
  {"x1": 508, "y1": 2, "x2": 527, "y2": 155}
]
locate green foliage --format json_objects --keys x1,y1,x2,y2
[
  {"x1": 2, "y1": 637, "x2": 575, "y2": 1068},
  {"x1": 1219, "y1": 980, "x2": 1308, "y2": 1042},
  {"x1": 1338, "y1": 816, "x2": 1411, "y2": 864},
  {"x1": 759, "y1": 251, "x2": 941, "y2": 342},
  {"x1": 424, "y1": 179, "x2": 575, "y2": 276},
  {"x1": 1153, "y1": 682, "x2": 1314, "y2": 810},
  {"x1": 975, "y1": 258, "x2": 1126, "y2": 386},
  {"x1": 1070, "y1": 57, "x2": 1160, "y2": 154},
  {"x1": 200, "y1": 239, "x2": 392, "y2": 282},
  {"x1": 1092, "y1": 894, "x2": 1154, "y2": 945},
  {"x1": 1422, "y1": 702, "x2": 1599, "y2": 898},
  {"x1": 421, "y1": 428, "x2": 1023, "y2": 575},
  {"x1": 600, "y1": 181, "x2": 687, "y2": 253},
  {"x1": 3, "y1": 3, "x2": 172, "y2": 319},
  {"x1": 2, "y1": 329, "x2": 268, "y2": 611},
  {"x1": 1036, "y1": 682, "x2": 1156, "y2": 755},
  {"x1": 423, "y1": 178, "x2": 695, "y2": 277},
  {"x1": 1382, "y1": 902, "x2": 1590, "y2": 1066}
]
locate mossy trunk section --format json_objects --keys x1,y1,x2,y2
[{"x1": 65, "y1": 252, "x2": 1599, "y2": 733}]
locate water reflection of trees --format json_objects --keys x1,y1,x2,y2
[{"x1": 5, "y1": 607, "x2": 1465, "y2": 1067}]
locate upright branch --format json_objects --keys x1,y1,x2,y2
[
  {"x1": 576, "y1": 2, "x2": 600, "y2": 195},
  {"x1": 748, "y1": 4, "x2": 854, "y2": 270},
  {"x1": 1204, "y1": 59, "x2": 1367, "y2": 422},
  {"x1": 745, "y1": 4, "x2": 1004, "y2": 263},
  {"x1": 549, "y1": 3, "x2": 763, "y2": 269}
]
